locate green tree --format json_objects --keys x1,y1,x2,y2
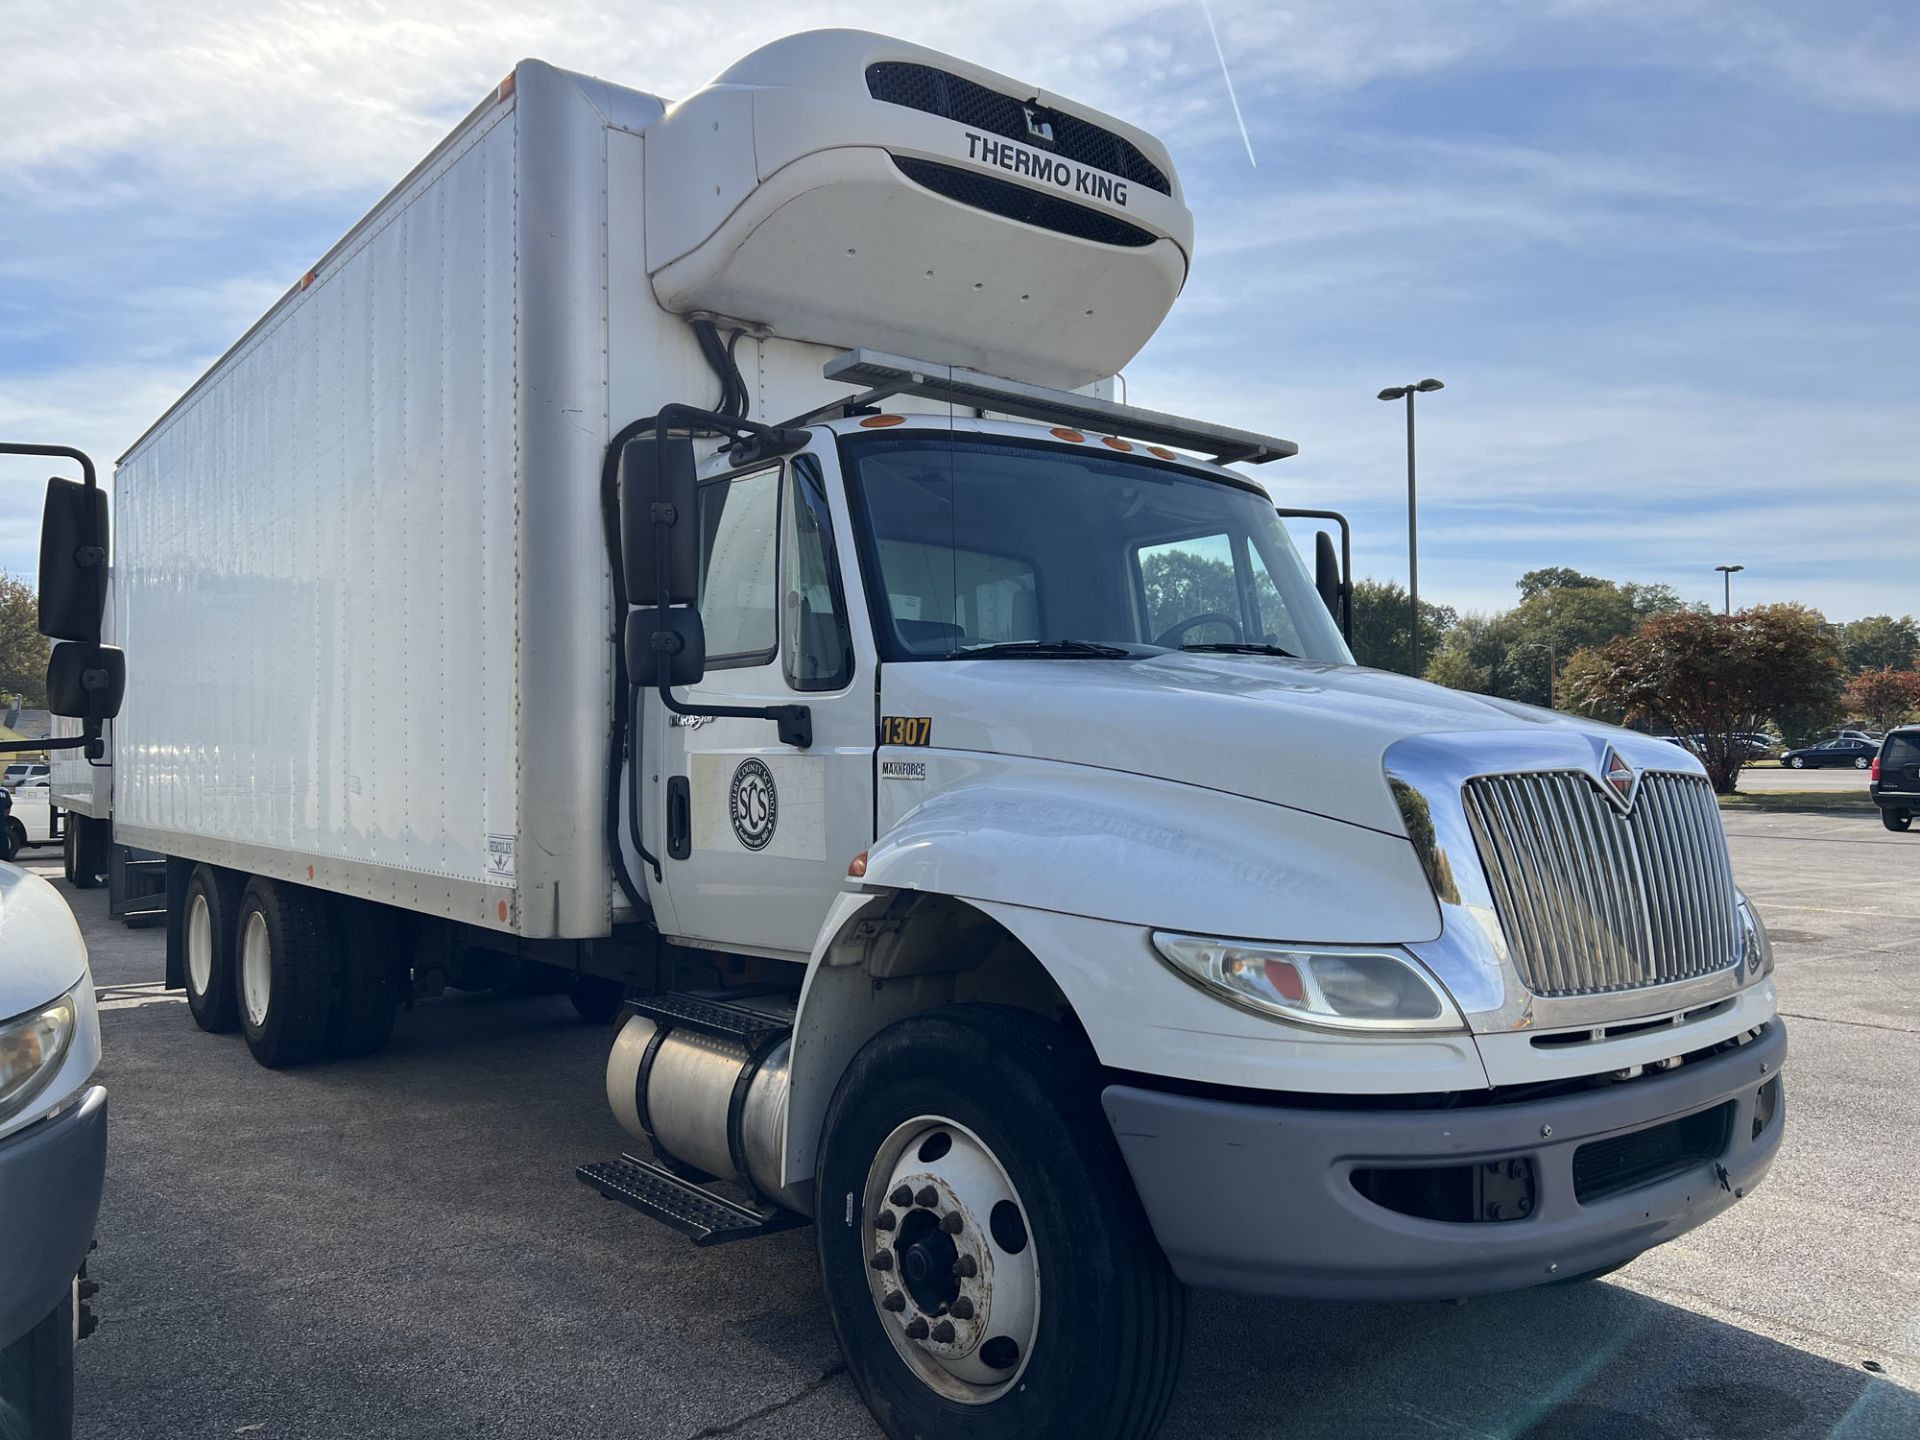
[
  {"x1": 1561, "y1": 604, "x2": 1845, "y2": 794},
  {"x1": 1349, "y1": 578, "x2": 1455, "y2": 675},
  {"x1": 1139, "y1": 550, "x2": 1282, "y2": 644},
  {"x1": 1515, "y1": 566, "x2": 1608, "y2": 601},
  {"x1": 1423, "y1": 612, "x2": 1504, "y2": 694},
  {"x1": 0, "y1": 573, "x2": 48, "y2": 706},
  {"x1": 1474, "y1": 575, "x2": 1686, "y2": 708},
  {"x1": 1839, "y1": 615, "x2": 1919, "y2": 673}
]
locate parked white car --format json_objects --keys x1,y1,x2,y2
[{"x1": 0, "y1": 861, "x2": 106, "y2": 1435}]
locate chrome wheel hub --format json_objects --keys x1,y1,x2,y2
[{"x1": 861, "y1": 1117, "x2": 1039, "y2": 1404}]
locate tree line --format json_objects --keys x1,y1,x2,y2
[{"x1": 1351, "y1": 568, "x2": 1918, "y2": 792}]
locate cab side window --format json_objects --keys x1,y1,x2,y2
[
  {"x1": 697, "y1": 467, "x2": 779, "y2": 666},
  {"x1": 783, "y1": 457, "x2": 853, "y2": 690}
]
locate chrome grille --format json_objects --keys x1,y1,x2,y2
[{"x1": 1461, "y1": 771, "x2": 1740, "y2": 997}]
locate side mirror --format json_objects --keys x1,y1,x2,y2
[
  {"x1": 1314, "y1": 530, "x2": 1342, "y2": 621},
  {"x1": 618, "y1": 436, "x2": 699, "y2": 606},
  {"x1": 624, "y1": 608, "x2": 707, "y2": 688},
  {"x1": 39, "y1": 476, "x2": 109, "y2": 641},
  {"x1": 47, "y1": 641, "x2": 126, "y2": 721}
]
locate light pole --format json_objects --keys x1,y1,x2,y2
[
  {"x1": 1714, "y1": 563, "x2": 1744, "y2": 616},
  {"x1": 1378, "y1": 378, "x2": 1445, "y2": 674}
]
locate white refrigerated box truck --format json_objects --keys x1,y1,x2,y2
[{"x1": 55, "y1": 29, "x2": 1786, "y2": 1438}]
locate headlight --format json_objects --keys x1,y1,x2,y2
[
  {"x1": 1737, "y1": 893, "x2": 1774, "y2": 979},
  {"x1": 1151, "y1": 933, "x2": 1465, "y2": 1032},
  {"x1": 0, "y1": 995, "x2": 76, "y2": 1126}
]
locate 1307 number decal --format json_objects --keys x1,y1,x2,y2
[{"x1": 879, "y1": 716, "x2": 932, "y2": 747}]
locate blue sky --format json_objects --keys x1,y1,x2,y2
[{"x1": 2, "y1": 0, "x2": 1914, "y2": 619}]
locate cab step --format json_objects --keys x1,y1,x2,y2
[
  {"x1": 626, "y1": 990, "x2": 794, "y2": 1051},
  {"x1": 577, "y1": 1153, "x2": 806, "y2": 1246}
]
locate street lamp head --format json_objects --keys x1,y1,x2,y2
[
  {"x1": 1715, "y1": 564, "x2": 1745, "y2": 575},
  {"x1": 1415, "y1": 378, "x2": 1445, "y2": 392},
  {"x1": 1377, "y1": 386, "x2": 1409, "y2": 401}
]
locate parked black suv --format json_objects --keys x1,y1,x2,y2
[{"x1": 1871, "y1": 727, "x2": 1920, "y2": 832}]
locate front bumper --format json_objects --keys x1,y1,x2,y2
[
  {"x1": 1104, "y1": 1020, "x2": 1784, "y2": 1301},
  {"x1": 0, "y1": 1084, "x2": 106, "y2": 1348}
]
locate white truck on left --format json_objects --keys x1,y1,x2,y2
[{"x1": 0, "y1": 441, "x2": 121, "y2": 1439}]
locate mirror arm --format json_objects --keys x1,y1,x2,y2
[
  {"x1": 645, "y1": 434, "x2": 812, "y2": 749},
  {"x1": 0, "y1": 730, "x2": 98, "y2": 757},
  {"x1": 1276, "y1": 506, "x2": 1353, "y2": 643}
]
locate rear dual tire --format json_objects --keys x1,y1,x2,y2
[
  {"x1": 183, "y1": 865, "x2": 246, "y2": 1033},
  {"x1": 63, "y1": 816, "x2": 107, "y2": 889},
  {"x1": 817, "y1": 1004, "x2": 1184, "y2": 1440},
  {"x1": 237, "y1": 878, "x2": 336, "y2": 1068}
]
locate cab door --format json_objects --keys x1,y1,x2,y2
[{"x1": 650, "y1": 447, "x2": 874, "y2": 958}]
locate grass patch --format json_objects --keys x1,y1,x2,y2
[{"x1": 1717, "y1": 791, "x2": 1877, "y2": 815}]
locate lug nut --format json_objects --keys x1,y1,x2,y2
[
  {"x1": 874, "y1": 1209, "x2": 897, "y2": 1232},
  {"x1": 931, "y1": 1320, "x2": 956, "y2": 1344},
  {"x1": 905, "y1": 1317, "x2": 930, "y2": 1340},
  {"x1": 915, "y1": 1186, "x2": 938, "y2": 1207},
  {"x1": 870, "y1": 1250, "x2": 893, "y2": 1272},
  {"x1": 950, "y1": 1296, "x2": 975, "y2": 1319},
  {"x1": 891, "y1": 1184, "x2": 913, "y2": 1207},
  {"x1": 953, "y1": 1255, "x2": 978, "y2": 1278},
  {"x1": 882, "y1": 1291, "x2": 906, "y2": 1312},
  {"x1": 939, "y1": 1212, "x2": 964, "y2": 1235}
]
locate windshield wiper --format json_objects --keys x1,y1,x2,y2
[
  {"x1": 1179, "y1": 641, "x2": 1297, "y2": 658},
  {"x1": 955, "y1": 639, "x2": 1133, "y2": 659}
]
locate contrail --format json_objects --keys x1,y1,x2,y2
[{"x1": 1199, "y1": 0, "x2": 1256, "y2": 168}]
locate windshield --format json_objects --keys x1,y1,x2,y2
[{"x1": 841, "y1": 431, "x2": 1352, "y2": 664}]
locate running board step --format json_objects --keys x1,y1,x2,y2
[
  {"x1": 577, "y1": 1154, "x2": 806, "y2": 1246},
  {"x1": 626, "y1": 992, "x2": 793, "y2": 1050}
]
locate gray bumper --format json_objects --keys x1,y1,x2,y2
[
  {"x1": 1105, "y1": 1021, "x2": 1784, "y2": 1301},
  {"x1": 0, "y1": 1085, "x2": 106, "y2": 1348}
]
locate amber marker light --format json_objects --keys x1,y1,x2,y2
[
  {"x1": 848, "y1": 852, "x2": 869, "y2": 878},
  {"x1": 1101, "y1": 436, "x2": 1133, "y2": 451},
  {"x1": 1050, "y1": 427, "x2": 1086, "y2": 442},
  {"x1": 860, "y1": 414, "x2": 907, "y2": 428}
]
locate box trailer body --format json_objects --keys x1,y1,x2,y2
[{"x1": 39, "y1": 30, "x2": 1788, "y2": 1440}]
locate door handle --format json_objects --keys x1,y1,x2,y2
[{"x1": 666, "y1": 775, "x2": 691, "y2": 861}]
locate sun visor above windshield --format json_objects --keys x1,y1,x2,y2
[{"x1": 644, "y1": 30, "x2": 1192, "y2": 388}]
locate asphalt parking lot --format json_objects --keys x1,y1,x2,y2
[{"x1": 38, "y1": 804, "x2": 1920, "y2": 1439}]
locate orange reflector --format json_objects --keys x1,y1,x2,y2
[
  {"x1": 848, "y1": 851, "x2": 869, "y2": 878},
  {"x1": 1148, "y1": 445, "x2": 1178, "y2": 461},
  {"x1": 1050, "y1": 427, "x2": 1086, "y2": 443},
  {"x1": 860, "y1": 414, "x2": 907, "y2": 428},
  {"x1": 1100, "y1": 436, "x2": 1134, "y2": 452},
  {"x1": 498, "y1": 899, "x2": 509, "y2": 923},
  {"x1": 1265, "y1": 959, "x2": 1306, "y2": 1003},
  {"x1": 497, "y1": 72, "x2": 516, "y2": 102},
  {"x1": 299, "y1": 270, "x2": 316, "y2": 291},
  {"x1": 306, "y1": 864, "x2": 315, "y2": 880}
]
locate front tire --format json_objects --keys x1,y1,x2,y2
[
  {"x1": 1788, "y1": 756, "x2": 1805, "y2": 769},
  {"x1": 817, "y1": 1004, "x2": 1184, "y2": 1440},
  {"x1": 1854, "y1": 756, "x2": 1871, "y2": 770},
  {"x1": 0, "y1": 1280, "x2": 75, "y2": 1438},
  {"x1": 1885, "y1": 809, "x2": 1913, "y2": 832},
  {"x1": 2, "y1": 817, "x2": 24, "y2": 862},
  {"x1": 237, "y1": 878, "x2": 336, "y2": 1068},
  {"x1": 183, "y1": 865, "x2": 245, "y2": 1033}
]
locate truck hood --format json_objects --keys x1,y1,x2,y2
[
  {"x1": 880, "y1": 652, "x2": 1638, "y2": 835},
  {"x1": 0, "y1": 862, "x2": 90, "y2": 1017}
]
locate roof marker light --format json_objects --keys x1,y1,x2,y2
[
  {"x1": 497, "y1": 72, "x2": 516, "y2": 103},
  {"x1": 860, "y1": 414, "x2": 906, "y2": 428},
  {"x1": 299, "y1": 270, "x2": 317, "y2": 291},
  {"x1": 1050, "y1": 427, "x2": 1086, "y2": 442},
  {"x1": 1101, "y1": 436, "x2": 1133, "y2": 451},
  {"x1": 1148, "y1": 445, "x2": 1178, "y2": 460}
]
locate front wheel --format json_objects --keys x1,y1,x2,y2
[
  {"x1": 2, "y1": 817, "x2": 24, "y2": 862},
  {"x1": 1787, "y1": 756, "x2": 1805, "y2": 769},
  {"x1": 1885, "y1": 809, "x2": 1913, "y2": 833},
  {"x1": 817, "y1": 1004, "x2": 1184, "y2": 1440},
  {"x1": 1854, "y1": 756, "x2": 1871, "y2": 770}
]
